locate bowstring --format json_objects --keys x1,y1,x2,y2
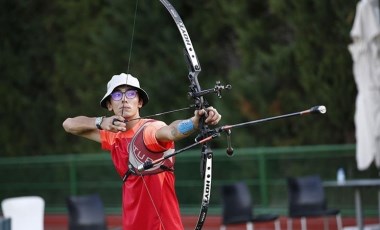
[
  {"x1": 123, "y1": 0, "x2": 140, "y2": 118},
  {"x1": 126, "y1": 0, "x2": 139, "y2": 74},
  {"x1": 139, "y1": 173, "x2": 167, "y2": 230},
  {"x1": 126, "y1": 1, "x2": 166, "y2": 229}
]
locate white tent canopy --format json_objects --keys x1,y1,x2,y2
[{"x1": 349, "y1": 0, "x2": 380, "y2": 170}]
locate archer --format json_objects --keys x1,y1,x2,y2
[{"x1": 62, "y1": 73, "x2": 222, "y2": 230}]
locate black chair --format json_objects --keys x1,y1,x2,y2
[
  {"x1": 66, "y1": 194, "x2": 120, "y2": 230},
  {"x1": 286, "y1": 175, "x2": 342, "y2": 230},
  {"x1": 220, "y1": 181, "x2": 281, "y2": 230},
  {"x1": 0, "y1": 218, "x2": 11, "y2": 230}
]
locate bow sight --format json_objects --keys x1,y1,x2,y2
[{"x1": 188, "y1": 81, "x2": 232, "y2": 99}]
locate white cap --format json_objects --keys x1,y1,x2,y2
[{"x1": 100, "y1": 73, "x2": 149, "y2": 108}]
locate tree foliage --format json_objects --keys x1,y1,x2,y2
[{"x1": 0, "y1": 0, "x2": 357, "y2": 156}]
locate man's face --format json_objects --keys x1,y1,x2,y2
[{"x1": 106, "y1": 85, "x2": 143, "y2": 118}]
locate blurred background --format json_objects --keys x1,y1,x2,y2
[{"x1": 1, "y1": 0, "x2": 379, "y2": 229}]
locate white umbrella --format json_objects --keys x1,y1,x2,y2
[{"x1": 349, "y1": 0, "x2": 380, "y2": 170}]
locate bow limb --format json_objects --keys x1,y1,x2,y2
[
  {"x1": 159, "y1": 1, "x2": 212, "y2": 229},
  {"x1": 158, "y1": 0, "x2": 201, "y2": 73}
]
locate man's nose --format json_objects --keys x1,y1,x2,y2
[{"x1": 122, "y1": 92, "x2": 127, "y2": 101}]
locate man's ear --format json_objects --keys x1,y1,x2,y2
[
  {"x1": 106, "y1": 101, "x2": 113, "y2": 111},
  {"x1": 138, "y1": 99, "x2": 143, "y2": 108}
]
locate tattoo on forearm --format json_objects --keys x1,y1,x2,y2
[{"x1": 170, "y1": 127, "x2": 179, "y2": 137}]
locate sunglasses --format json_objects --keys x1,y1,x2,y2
[{"x1": 110, "y1": 90, "x2": 138, "y2": 101}]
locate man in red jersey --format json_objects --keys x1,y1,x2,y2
[{"x1": 63, "y1": 73, "x2": 221, "y2": 230}]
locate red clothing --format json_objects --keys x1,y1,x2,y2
[{"x1": 100, "y1": 119, "x2": 184, "y2": 230}]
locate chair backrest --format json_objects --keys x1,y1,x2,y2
[
  {"x1": 1, "y1": 196, "x2": 45, "y2": 230},
  {"x1": 66, "y1": 194, "x2": 107, "y2": 230},
  {"x1": 220, "y1": 181, "x2": 253, "y2": 225},
  {"x1": 287, "y1": 175, "x2": 327, "y2": 215},
  {"x1": 0, "y1": 217, "x2": 11, "y2": 230}
]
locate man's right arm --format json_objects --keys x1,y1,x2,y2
[{"x1": 62, "y1": 116, "x2": 101, "y2": 142}]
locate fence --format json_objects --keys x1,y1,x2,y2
[{"x1": 1, "y1": 144, "x2": 379, "y2": 216}]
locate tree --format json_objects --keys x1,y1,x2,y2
[{"x1": 0, "y1": 0, "x2": 358, "y2": 156}]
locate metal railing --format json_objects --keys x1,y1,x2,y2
[{"x1": 1, "y1": 144, "x2": 379, "y2": 216}]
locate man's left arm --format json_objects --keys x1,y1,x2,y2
[{"x1": 155, "y1": 107, "x2": 221, "y2": 142}]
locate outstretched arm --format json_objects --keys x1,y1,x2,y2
[{"x1": 155, "y1": 106, "x2": 221, "y2": 142}]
